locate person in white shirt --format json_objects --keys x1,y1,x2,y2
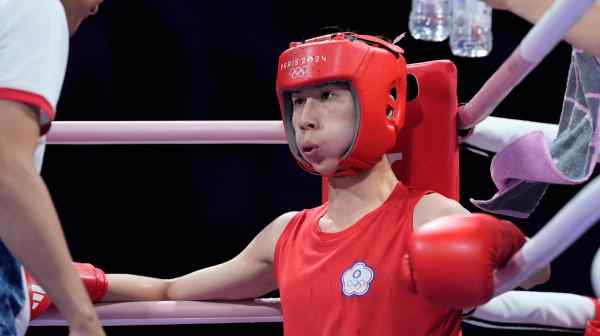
[{"x1": 0, "y1": 1, "x2": 105, "y2": 335}]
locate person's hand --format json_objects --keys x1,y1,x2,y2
[{"x1": 480, "y1": 0, "x2": 513, "y2": 11}]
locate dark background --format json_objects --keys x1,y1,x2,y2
[{"x1": 29, "y1": 0, "x2": 599, "y2": 335}]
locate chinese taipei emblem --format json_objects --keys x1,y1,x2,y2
[{"x1": 341, "y1": 261, "x2": 375, "y2": 297}]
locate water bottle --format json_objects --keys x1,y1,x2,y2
[
  {"x1": 409, "y1": 0, "x2": 451, "y2": 42},
  {"x1": 450, "y1": 0, "x2": 493, "y2": 57}
]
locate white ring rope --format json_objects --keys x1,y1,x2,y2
[{"x1": 458, "y1": 0, "x2": 597, "y2": 129}]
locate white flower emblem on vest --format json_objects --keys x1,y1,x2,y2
[{"x1": 341, "y1": 261, "x2": 375, "y2": 297}]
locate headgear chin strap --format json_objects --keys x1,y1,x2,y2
[{"x1": 276, "y1": 32, "x2": 407, "y2": 176}]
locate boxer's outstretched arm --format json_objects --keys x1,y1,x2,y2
[
  {"x1": 103, "y1": 212, "x2": 297, "y2": 302},
  {"x1": 483, "y1": 0, "x2": 600, "y2": 57}
]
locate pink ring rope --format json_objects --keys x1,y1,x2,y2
[
  {"x1": 31, "y1": 299, "x2": 282, "y2": 326},
  {"x1": 46, "y1": 121, "x2": 286, "y2": 144},
  {"x1": 458, "y1": 0, "x2": 597, "y2": 129}
]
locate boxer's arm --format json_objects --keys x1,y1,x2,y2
[
  {"x1": 103, "y1": 211, "x2": 297, "y2": 302},
  {"x1": 413, "y1": 193, "x2": 470, "y2": 230},
  {"x1": 0, "y1": 102, "x2": 99, "y2": 326},
  {"x1": 486, "y1": 0, "x2": 600, "y2": 56}
]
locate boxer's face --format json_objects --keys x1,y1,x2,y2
[
  {"x1": 62, "y1": 0, "x2": 103, "y2": 35},
  {"x1": 291, "y1": 82, "x2": 356, "y2": 176}
]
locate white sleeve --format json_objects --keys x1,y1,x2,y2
[
  {"x1": 0, "y1": 0, "x2": 68, "y2": 131},
  {"x1": 463, "y1": 291, "x2": 596, "y2": 333}
]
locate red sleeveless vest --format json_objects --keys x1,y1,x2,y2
[{"x1": 274, "y1": 183, "x2": 462, "y2": 336}]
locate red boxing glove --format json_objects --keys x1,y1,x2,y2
[
  {"x1": 25, "y1": 272, "x2": 52, "y2": 320},
  {"x1": 402, "y1": 213, "x2": 526, "y2": 308},
  {"x1": 73, "y1": 262, "x2": 108, "y2": 302},
  {"x1": 25, "y1": 262, "x2": 107, "y2": 320},
  {"x1": 585, "y1": 298, "x2": 600, "y2": 336}
]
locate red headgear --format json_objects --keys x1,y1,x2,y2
[{"x1": 276, "y1": 32, "x2": 407, "y2": 176}]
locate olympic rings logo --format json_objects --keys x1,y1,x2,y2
[{"x1": 289, "y1": 66, "x2": 307, "y2": 79}]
